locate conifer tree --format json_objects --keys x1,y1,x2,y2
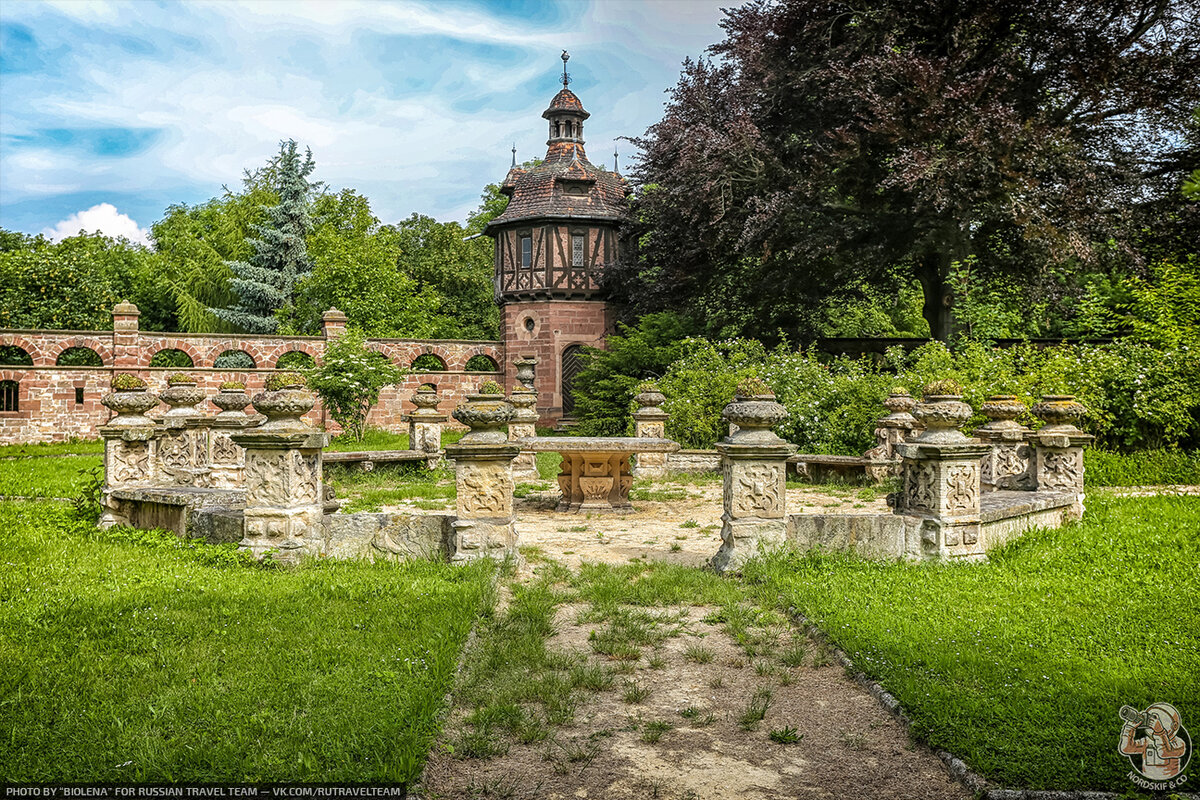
[{"x1": 212, "y1": 140, "x2": 316, "y2": 333}]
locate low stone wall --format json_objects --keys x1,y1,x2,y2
[
  {"x1": 786, "y1": 491, "x2": 1077, "y2": 561},
  {"x1": 667, "y1": 449, "x2": 721, "y2": 474}
]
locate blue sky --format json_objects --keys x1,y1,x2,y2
[{"x1": 0, "y1": 0, "x2": 728, "y2": 244}]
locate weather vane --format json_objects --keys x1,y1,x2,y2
[
  {"x1": 511, "y1": 143, "x2": 517, "y2": 168},
  {"x1": 561, "y1": 50, "x2": 571, "y2": 87},
  {"x1": 613, "y1": 146, "x2": 619, "y2": 172}
]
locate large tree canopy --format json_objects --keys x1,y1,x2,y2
[{"x1": 617, "y1": 0, "x2": 1200, "y2": 340}]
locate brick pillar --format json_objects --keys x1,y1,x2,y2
[
  {"x1": 632, "y1": 384, "x2": 669, "y2": 479},
  {"x1": 895, "y1": 391, "x2": 989, "y2": 560},
  {"x1": 111, "y1": 301, "x2": 141, "y2": 368},
  {"x1": 445, "y1": 391, "x2": 519, "y2": 561},
  {"x1": 231, "y1": 383, "x2": 327, "y2": 564},
  {"x1": 711, "y1": 390, "x2": 796, "y2": 573},
  {"x1": 321, "y1": 308, "x2": 348, "y2": 340}
]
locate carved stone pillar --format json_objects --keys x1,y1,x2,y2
[
  {"x1": 446, "y1": 389, "x2": 519, "y2": 561},
  {"x1": 156, "y1": 376, "x2": 211, "y2": 487},
  {"x1": 974, "y1": 395, "x2": 1033, "y2": 492},
  {"x1": 231, "y1": 381, "x2": 326, "y2": 564},
  {"x1": 209, "y1": 383, "x2": 254, "y2": 490},
  {"x1": 895, "y1": 390, "x2": 989, "y2": 560},
  {"x1": 98, "y1": 381, "x2": 159, "y2": 528},
  {"x1": 405, "y1": 385, "x2": 446, "y2": 455},
  {"x1": 1029, "y1": 395, "x2": 1092, "y2": 520},
  {"x1": 508, "y1": 386, "x2": 541, "y2": 483},
  {"x1": 863, "y1": 389, "x2": 918, "y2": 479},
  {"x1": 632, "y1": 384, "x2": 670, "y2": 479},
  {"x1": 711, "y1": 389, "x2": 796, "y2": 573}
]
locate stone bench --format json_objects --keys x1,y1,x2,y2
[
  {"x1": 788, "y1": 454, "x2": 896, "y2": 483},
  {"x1": 109, "y1": 486, "x2": 245, "y2": 542},
  {"x1": 322, "y1": 449, "x2": 435, "y2": 471}
]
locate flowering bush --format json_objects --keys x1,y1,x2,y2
[{"x1": 306, "y1": 330, "x2": 401, "y2": 441}]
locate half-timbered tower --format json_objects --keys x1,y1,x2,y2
[{"x1": 486, "y1": 53, "x2": 628, "y2": 424}]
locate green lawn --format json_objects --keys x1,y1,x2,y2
[
  {"x1": 745, "y1": 494, "x2": 1200, "y2": 791},
  {"x1": 0, "y1": 500, "x2": 495, "y2": 784},
  {"x1": 0, "y1": 438, "x2": 105, "y2": 458},
  {"x1": 0, "y1": 453, "x2": 103, "y2": 498},
  {"x1": 325, "y1": 427, "x2": 464, "y2": 453}
]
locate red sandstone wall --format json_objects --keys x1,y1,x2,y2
[
  {"x1": 501, "y1": 299, "x2": 612, "y2": 424},
  {"x1": 0, "y1": 323, "x2": 502, "y2": 445}
]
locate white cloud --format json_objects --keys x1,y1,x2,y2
[{"x1": 42, "y1": 203, "x2": 151, "y2": 245}]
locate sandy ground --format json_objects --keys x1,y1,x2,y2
[{"x1": 415, "y1": 482, "x2": 969, "y2": 800}]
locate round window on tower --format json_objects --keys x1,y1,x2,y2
[{"x1": 524, "y1": 317, "x2": 536, "y2": 332}]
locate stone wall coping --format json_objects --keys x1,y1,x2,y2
[
  {"x1": 231, "y1": 431, "x2": 328, "y2": 450},
  {"x1": 323, "y1": 450, "x2": 428, "y2": 463},
  {"x1": 1029, "y1": 431, "x2": 1094, "y2": 448},
  {"x1": 896, "y1": 441, "x2": 991, "y2": 460},
  {"x1": 715, "y1": 441, "x2": 797, "y2": 458},
  {"x1": 444, "y1": 442, "x2": 522, "y2": 460},
  {"x1": 112, "y1": 487, "x2": 245, "y2": 508},
  {"x1": 979, "y1": 490, "x2": 1075, "y2": 523},
  {"x1": 788, "y1": 453, "x2": 870, "y2": 465},
  {"x1": 520, "y1": 436, "x2": 680, "y2": 453}
]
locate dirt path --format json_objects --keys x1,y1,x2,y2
[{"x1": 416, "y1": 485, "x2": 966, "y2": 800}]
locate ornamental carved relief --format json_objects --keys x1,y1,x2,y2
[
  {"x1": 245, "y1": 451, "x2": 288, "y2": 507},
  {"x1": 1041, "y1": 450, "x2": 1082, "y2": 491},
  {"x1": 459, "y1": 464, "x2": 509, "y2": 515},
  {"x1": 945, "y1": 464, "x2": 978, "y2": 513},
  {"x1": 211, "y1": 434, "x2": 240, "y2": 466},
  {"x1": 111, "y1": 442, "x2": 150, "y2": 483},
  {"x1": 994, "y1": 444, "x2": 1029, "y2": 481},
  {"x1": 291, "y1": 451, "x2": 319, "y2": 503},
  {"x1": 158, "y1": 431, "x2": 193, "y2": 471},
  {"x1": 904, "y1": 462, "x2": 936, "y2": 510},
  {"x1": 733, "y1": 464, "x2": 783, "y2": 516}
]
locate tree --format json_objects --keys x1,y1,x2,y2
[
  {"x1": 307, "y1": 329, "x2": 403, "y2": 441},
  {"x1": 622, "y1": 0, "x2": 1200, "y2": 340},
  {"x1": 394, "y1": 214, "x2": 498, "y2": 340},
  {"x1": 283, "y1": 190, "x2": 443, "y2": 337},
  {"x1": 212, "y1": 140, "x2": 318, "y2": 333}
]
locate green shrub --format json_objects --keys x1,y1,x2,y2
[
  {"x1": 1084, "y1": 449, "x2": 1200, "y2": 487},
  {"x1": 478, "y1": 380, "x2": 502, "y2": 395},
  {"x1": 219, "y1": 381, "x2": 245, "y2": 391},
  {"x1": 306, "y1": 330, "x2": 402, "y2": 441},
  {"x1": 110, "y1": 373, "x2": 146, "y2": 391},
  {"x1": 265, "y1": 371, "x2": 306, "y2": 391},
  {"x1": 166, "y1": 373, "x2": 194, "y2": 385}
]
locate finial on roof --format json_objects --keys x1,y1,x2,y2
[
  {"x1": 561, "y1": 50, "x2": 571, "y2": 87},
  {"x1": 614, "y1": 147, "x2": 619, "y2": 172},
  {"x1": 511, "y1": 143, "x2": 517, "y2": 168}
]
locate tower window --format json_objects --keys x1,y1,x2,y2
[
  {"x1": 572, "y1": 234, "x2": 585, "y2": 267},
  {"x1": 75, "y1": 387, "x2": 85, "y2": 405},
  {"x1": 1, "y1": 380, "x2": 17, "y2": 412},
  {"x1": 520, "y1": 235, "x2": 532, "y2": 269}
]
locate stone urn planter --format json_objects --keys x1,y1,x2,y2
[
  {"x1": 452, "y1": 390, "x2": 514, "y2": 445},
  {"x1": 912, "y1": 393, "x2": 973, "y2": 444},
  {"x1": 513, "y1": 357, "x2": 537, "y2": 390},
  {"x1": 883, "y1": 389, "x2": 917, "y2": 418},
  {"x1": 252, "y1": 376, "x2": 315, "y2": 433},
  {"x1": 161, "y1": 377, "x2": 206, "y2": 419},
  {"x1": 633, "y1": 386, "x2": 667, "y2": 415},
  {"x1": 1031, "y1": 395, "x2": 1087, "y2": 434},
  {"x1": 722, "y1": 391, "x2": 789, "y2": 446},
  {"x1": 101, "y1": 383, "x2": 159, "y2": 427},
  {"x1": 977, "y1": 395, "x2": 1028, "y2": 434},
  {"x1": 212, "y1": 385, "x2": 252, "y2": 420},
  {"x1": 411, "y1": 385, "x2": 441, "y2": 413}
]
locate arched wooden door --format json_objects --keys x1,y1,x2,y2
[{"x1": 560, "y1": 345, "x2": 586, "y2": 417}]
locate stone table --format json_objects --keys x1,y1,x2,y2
[{"x1": 521, "y1": 437, "x2": 680, "y2": 512}]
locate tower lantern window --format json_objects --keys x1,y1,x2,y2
[{"x1": 520, "y1": 235, "x2": 532, "y2": 269}]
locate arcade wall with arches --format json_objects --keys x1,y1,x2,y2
[{"x1": 0, "y1": 304, "x2": 503, "y2": 444}]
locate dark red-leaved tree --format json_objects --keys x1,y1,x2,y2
[{"x1": 616, "y1": 0, "x2": 1200, "y2": 340}]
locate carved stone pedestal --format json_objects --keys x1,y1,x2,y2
[
  {"x1": 208, "y1": 417, "x2": 254, "y2": 490},
  {"x1": 632, "y1": 386, "x2": 670, "y2": 479},
  {"x1": 444, "y1": 441, "x2": 520, "y2": 561},
  {"x1": 405, "y1": 386, "x2": 446, "y2": 456},
  {"x1": 1029, "y1": 395, "x2": 1092, "y2": 520},
  {"x1": 863, "y1": 390, "x2": 917, "y2": 480},
  {"x1": 508, "y1": 387, "x2": 541, "y2": 483},
  {"x1": 711, "y1": 392, "x2": 796, "y2": 573},
  {"x1": 231, "y1": 430, "x2": 326, "y2": 563},
  {"x1": 894, "y1": 392, "x2": 989, "y2": 560},
  {"x1": 231, "y1": 383, "x2": 325, "y2": 564},
  {"x1": 974, "y1": 395, "x2": 1033, "y2": 492},
  {"x1": 99, "y1": 425, "x2": 157, "y2": 528}
]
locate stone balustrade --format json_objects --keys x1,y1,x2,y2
[{"x1": 632, "y1": 384, "x2": 669, "y2": 479}]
